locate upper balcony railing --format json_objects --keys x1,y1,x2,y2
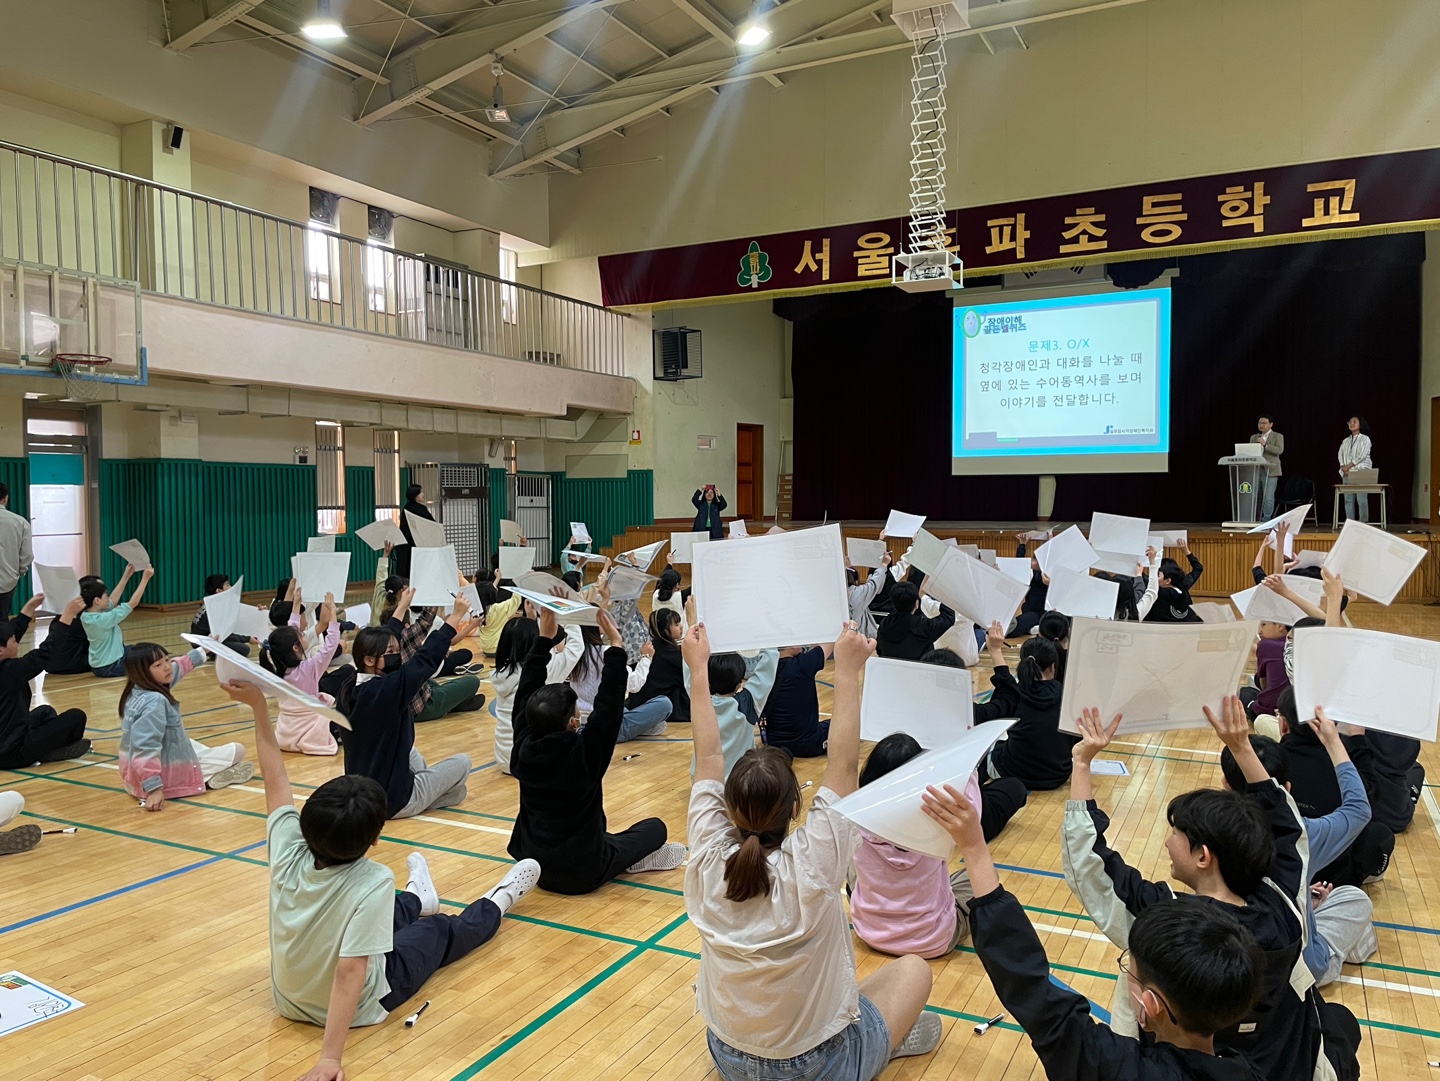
[{"x1": 0, "y1": 140, "x2": 624, "y2": 377}]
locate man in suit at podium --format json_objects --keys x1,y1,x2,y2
[{"x1": 1251, "y1": 414, "x2": 1284, "y2": 519}]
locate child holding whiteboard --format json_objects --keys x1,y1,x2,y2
[{"x1": 81, "y1": 563, "x2": 154, "y2": 677}]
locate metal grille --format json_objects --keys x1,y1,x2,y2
[
  {"x1": 439, "y1": 463, "x2": 485, "y2": 576},
  {"x1": 507, "y1": 473, "x2": 553, "y2": 568},
  {"x1": 373, "y1": 429, "x2": 400, "y2": 522},
  {"x1": 315, "y1": 422, "x2": 345, "y2": 534}
]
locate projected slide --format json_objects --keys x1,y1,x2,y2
[{"x1": 952, "y1": 288, "x2": 1171, "y2": 475}]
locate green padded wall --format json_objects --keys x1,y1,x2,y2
[{"x1": 549, "y1": 470, "x2": 654, "y2": 552}]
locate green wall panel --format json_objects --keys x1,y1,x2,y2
[
  {"x1": 0, "y1": 458, "x2": 31, "y2": 606},
  {"x1": 488, "y1": 467, "x2": 508, "y2": 557},
  {"x1": 29, "y1": 453, "x2": 84, "y2": 486},
  {"x1": 549, "y1": 470, "x2": 654, "y2": 552}
]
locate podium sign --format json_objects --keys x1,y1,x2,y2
[{"x1": 1218, "y1": 456, "x2": 1269, "y2": 529}]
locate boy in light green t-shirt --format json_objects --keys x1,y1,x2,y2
[
  {"x1": 220, "y1": 679, "x2": 540, "y2": 1081},
  {"x1": 79, "y1": 564, "x2": 153, "y2": 677}
]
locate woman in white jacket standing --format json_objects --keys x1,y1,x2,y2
[{"x1": 1338, "y1": 415, "x2": 1374, "y2": 523}]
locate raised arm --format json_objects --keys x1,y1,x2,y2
[
  {"x1": 684, "y1": 625, "x2": 723, "y2": 783},
  {"x1": 1262, "y1": 574, "x2": 1324, "y2": 620},
  {"x1": 821, "y1": 624, "x2": 872, "y2": 798},
  {"x1": 579, "y1": 610, "x2": 630, "y2": 773},
  {"x1": 513, "y1": 596, "x2": 562, "y2": 738},
  {"x1": 126, "y1": 565, "x2": 155, "y2": 608},
  {"x1": 1322, "y1": 567, "x2": 1345, "y2": 627},
  {"x1": 222, "y1": 680, "x2": 292, "y2": 813}
]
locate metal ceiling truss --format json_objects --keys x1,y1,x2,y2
[{"x1": 164, "y1": 0, "x2": 1152, "y2": 178}]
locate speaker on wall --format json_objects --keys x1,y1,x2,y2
[
  {"x1": 167, "y1": 124, "x2": 185, "y2": 150},
  {"x1": 653, "y1": 327, "x2": 702, "y2": 382}
]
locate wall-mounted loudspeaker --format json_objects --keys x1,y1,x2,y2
[
  {"x1": 653, "y1": 327, "x2": 702, "y2": 381},
  {"x1": 167, "y1": 124, "x2": 185, "y2": 150}
]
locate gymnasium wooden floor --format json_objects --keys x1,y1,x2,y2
[{"x1": 3, "y1": 599, "x2": 1439, "y2": 1080}]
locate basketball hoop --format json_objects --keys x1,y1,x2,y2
[{"x1": 51, "y1": 353, "x2": 112, "y2": 400}]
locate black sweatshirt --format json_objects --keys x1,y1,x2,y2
[
  {"x1": 509, "y1": 638, "x2": 629, "y2": 892},
  {"x1": 627, "y1": 639, "x2": 690, "y2": 721},
  {"x1": 344, "y1": 621, "x2": 456, "y2": 817},
  {"x1": 970, "y1": 886, "x2": 1267, "y2": 1081},
  {"x1": 875, "y1": 605, "x2": 955, "y2": 661},
  {"x1": 0, "y1": 614, "x2": 77, "y2": 756},
  {"x1": 974, "y1": 666, "x2": 1074, "y2": 790}
]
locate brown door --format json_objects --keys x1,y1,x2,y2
[
  {"x1": 1431, "y1": 396, "x2": 1440, "y2": 522},
  {"x1": 736, "y1": 423, "x2": 764, "y2": 520}
]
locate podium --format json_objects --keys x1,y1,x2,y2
[{"x1": 1218, "y1": 455, "x2": 1268, "y2": 529}]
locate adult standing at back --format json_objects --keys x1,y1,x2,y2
[
  {"x1": 1251, "y1": 414, "x2": 1284, "y2": 520},
  {"x1": 1337, "y1": 415, "x2": 1373, "y2": 523},
  {"x1": 0, "y1": 484, "x2": 31, "y2": 622},
  {"x1": 692, "y1": 485, "x2": 726, "y2": 540},
  {"x1": 395, "y1": 483, "x2": 433, "y2": 579}
]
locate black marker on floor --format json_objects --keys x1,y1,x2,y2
[
  {"x1": 405, "y1": 1000, "x2": 431, "y2": 1028},
  {"x1": 622, "y1": 753, "x2": 642, "y2": 762},
  {"x1": 974, "y1": 1012, "x2": 1004, "y2": 1035}
]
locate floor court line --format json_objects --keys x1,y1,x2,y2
[{"x1": 0, "y1": 839, "x2": 268, "y2": 935}]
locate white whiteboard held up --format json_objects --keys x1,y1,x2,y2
[
  {"x1": 1230, "y1": 575, "x2": 1324, "y2": 625},
  {"x1": 860, "y1": 656, "x2": 974, "y2": 747},
  {"x1": 513, "y1": 570, "x2": 585, "y2": 601},
  {"x1": 290, "y1": 552, "x2": 351, "y2": 604},
  {"x1": 846, "y1": 538, "x2": 889, "y2": 568},
  {"x1": 109, "y1": 538, "x2": 152, "y2": 570},
  {"x1": 499, "y1": 519, "x2": 524, "y2": 545},
  {"x1": 409, "y1": 545, "x2": 460, "y2": 607},
  {"x1": 509, "y1": 586, "x2": 599, "y2": 625},
  {"x1": 832, "y1": 720, "x2": 1017, "y2": 860},
  {"x1": 183, "y1": 633, "x2": 351, "y2": 729},
  {"x1": 729, "y1": 519, "x2": 749, "y2": 539},
  {"x1": 617, "y1": 540, "x2": 666, "y2": 570},
  {"x1": 1247, "y1": 505, "x2": 1312, "y2": 536},
  {"x1": 607, "y1": 565, "x2": 658, "y2": 603},
  {"x1": 405, "y1": 511, "x2": 447, "y2": 549},
  {"x1": 569, "y1": 522, "x2": 592, "y2": 544},
  {"x1": 203, "y1": 576, "x2": 243, "y2": 641},
  {"x1": 306, "y1": 535, "x2": 336, "y2": 554},
  {"x1": 1323, "y1": 519, "x2": 1426, "y2": 605},
  {"x1": 1293, "y1": 626, "x2": 1440, "y2": 741},
  {"x1": 925, "y1": 548, "x2": 1029, "y2": 632},
  {"x1": 499, "y1": 545, "x2": 537, "y2": 579},
  {"x1": 34, "y1": 564, "x2": 80, "y2": 614},
  {"x1": 1045, "y1": 569, "x2": 1118, "y2": 620},
  {"x1": 343, "y1": 602, "x2": 372, "y2": 628},
  {"x1": 1059, "y1": 617, "x2": 1258, "y2": 735},
  {"x1": 881, "y1": 509, "x2": 927, "y2": 539},
  {"x1": 1034, "y1": 525, "x2": 1098, "y2": 577},
  {"x1": 1089, "y1": 512, "x2": 1150, "y2": 570},
  {"x1": 996, "y1": 557, "x2": 1034, "y2": 585},
  {"x1": 692, "y1": 524, "x2": 848, "y2": 652},
  {"x1": 908, "y1": 529, "x2": 949, "y2": 576},
  {"x1": 355, "y1": 518, "x2": 406, "y2": 551},
  {"x1": 669, "y1": 531, "x2": 710, "y2": 563}
]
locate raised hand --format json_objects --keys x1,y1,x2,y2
[
  {"x1": 833, "y1": 623, "x2": 876, "y2": 675},
  {"x1": 921, "y1": 783, "x2": 984, "y2": 850},
  {"x1": 597, "y1": 607, "x2": 623, "y2": 648},
  {"x1": 1073, "y1": 707, "x2": 1122, "y2": 763},
  {"x1": 1202, "y1": 694, "x2": 1250, "y2": 751},
  {"x1": 681, "y1": 623, "x2": 710, "y2": 672}
]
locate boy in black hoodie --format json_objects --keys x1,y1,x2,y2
[
  {"x1": 974, "y1": 624, "x2": 1074, "y2": 790},
  {"x1": 0, "y1": 594, "x2": 90, "y2": 768},
  {"x1": 921, "y1": 779, "x2": 1268, "y2": 1081},
  {"x1": 1143, "y1": 559, "x2": 1202, "y2": 623},
  {"x1": 1062, "y1": 698, "x2": 1361, "y2": 1081},
  {"x1": 509, "y1": 601, "x2": 685, "y2": 894},
  {"x1": 875, "y1": 580, "x2": 954, "y2": 661}
]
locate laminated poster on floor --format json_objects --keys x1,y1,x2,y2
[
  {"x1": 692, "y1": 524, "x2": 848, "y2": 652},
  {"x1": 859, "y1": 656, "x2": 974, "y2": 748},
  {"x1": 184, "y1": 633, "x2": 351, "y2": 729},
  {"x1": 832, "y1": 720, "x2": 1017, "y2": 860},
  {"x1": 1293, "y1": 627, "x2": 1440, "y2": 742},
  {"x1": 0, "y1": 972, "x2": 84, "y2": 1037},
  {"x1": 1059, "y1": 617, "x2": 1258, "y2": 735}
]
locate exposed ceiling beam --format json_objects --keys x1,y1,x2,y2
[
  {"x1": 354, "y1": 0, "x2": 630, "y2": 126},
  {"x1": 165, "y1": 0, "x2": 264, "y2": 52},
  {"x1": 665, "y1": 0, "x2": 785, "y2": 87},
  {"x1": 363, "y1": 0, "x2": 441, "y2": 37},
  {"x1": 496, "y1": 0, "x2": 1157, "y2": 177},
  {"x1": 607, "y1": 11, "x2": 672, "y2": 59},
  {"x1": 236, "y1": 11, "x2": 393, "y2": 83},
  {"x1": 544, "y1": 37, "x2": 620, "y2": 84}
]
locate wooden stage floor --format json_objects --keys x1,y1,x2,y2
[{"x1": 3, "y1": 595, "x2": 1439, "y2": 1080}]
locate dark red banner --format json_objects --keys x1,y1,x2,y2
[{"x1": 598, "y1": 147, "x2": 1440, "y2": 307}]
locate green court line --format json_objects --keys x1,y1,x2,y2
[
  {"x1": 1357, "y1": 1016, "x2": 1440, "y2": 1039},
  {"x1": 923, "y1": 1004, "x2": 1024, "y2": 1033},
  {"x1": 19, "y1": 809, "x2": 269, "y2": 866},
  {"x1": 436, "y1": 901, "x2": 700, "y2": 961},
  {"x1": 449, "y1": 911, "x2": 692, "y2": 1080}
]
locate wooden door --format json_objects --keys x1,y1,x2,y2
[
  {"x1": 1431, "y1": 397, "x2": 1440, "y2": 522},
  {"x1": 736, "y1": 423, "x2": 763, "y2": 521}
]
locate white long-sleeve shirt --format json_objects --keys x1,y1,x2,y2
[
  {"x1": 1338, "y1": 433, "x2": 1372, "y2": 471},
  {"x1": 0, "y1": 506, "x2": 32, "y2": 593}
]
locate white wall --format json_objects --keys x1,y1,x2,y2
[
  {"x1": 542, "y1": 0, "x2": 1440, "y2": 262},
  {"x1": 649, "y1": 299, "x2": 791, "y2": 519}
]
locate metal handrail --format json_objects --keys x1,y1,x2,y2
[{"x1": 0, "y1": 139, "x2": 625, "y2": 374}]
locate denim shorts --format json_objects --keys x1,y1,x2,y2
[{"x1": 706, "y1": 995, "x2": 891, "y2": 1081}]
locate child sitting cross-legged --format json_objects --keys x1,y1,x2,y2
[
  {"x1": 920, "y1": 780, "x2": 1269, "y2": 1081},
  {"x1": 219, "y1": 679, "x2": 538, "y2": 1081},
  {"x1": 261, "y1": 591, "x2": 343, "y2": 756},
  {"x1": 81, "y1": 563, "x2": 154, "y2": 677}
]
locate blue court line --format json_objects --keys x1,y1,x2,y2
[
  {"x1": 996, "y1": 862, "x2": 1066, "y2": 880},
  {"x1": 0, "y1": 839, "x2": 268, "y2": 936},
  {"x1": 1373, "y1": 919, "x2": 1440, "y2": 938}
]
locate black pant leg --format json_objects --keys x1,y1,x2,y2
[
  {"x1": 380, "y1": 896, "x2": 502, "y2": 1012},
  {"x1": 1407, "y1": 762, "x2": 1426, "y2": 806},
  {"x1": 4, "y1": 706, "x2": 88, "y2": 767},
  {"x1": 0, "y1": 588, "x2": 13, "y2": 621},
  {"x1": 979, "y1": 777, "x2": 1028, "y2": 842},
  {"x1": 599, "y1": 817, "x2": 669, "y2": 884},
  {"x1": 1319, "y1": 1001, "x2": 1361, "y2": 1081}
]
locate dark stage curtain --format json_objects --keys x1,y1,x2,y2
[{"x1": 780, "y1": 233, "x2": 1424, "y2": 524}]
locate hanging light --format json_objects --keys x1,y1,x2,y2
[
  {"x1": 302, "y1": 0, "x2": 347, "y2": 41},
  {"x1": 485, "y1": 61, "x2": 510, "y2": 123}
]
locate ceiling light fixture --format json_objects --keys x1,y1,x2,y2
[
  {"x1": 485, "y1": 61, "x2": 510, "y2": 123},
  {"x1": 737, "y1": 21, "x2": 771, "y2": 46},
  {"x1": 302, "y1": 0, "x2": 347, "y2": 41}
]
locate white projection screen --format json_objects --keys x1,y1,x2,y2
[{"x1": 951, "y1": 286, "x2": 1172, "y2": 475}]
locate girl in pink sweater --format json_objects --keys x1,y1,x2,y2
[{"x1": 261, "y1": 593, "x2": 342, "y2": 755}]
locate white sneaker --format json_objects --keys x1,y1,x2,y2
[
  {"x1": 485, "y1": 858, "x2": 541, "y2": 915},
  {"x1": 626, "y1": 842, "x2": 686, "y2": 874},
  {"x1": 207, "y1": 761, "x2": 254, "y2": 789},
  {"x1": 406, "y1": 852, "x2": 440, "y2": 916},
  {"x1": 0, "y1": 791, "x2": 23, "y2": 830}
]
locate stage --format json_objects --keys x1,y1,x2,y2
[{"x1": 604, "y1": 521, "x2": 1440, "y2": 604}]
